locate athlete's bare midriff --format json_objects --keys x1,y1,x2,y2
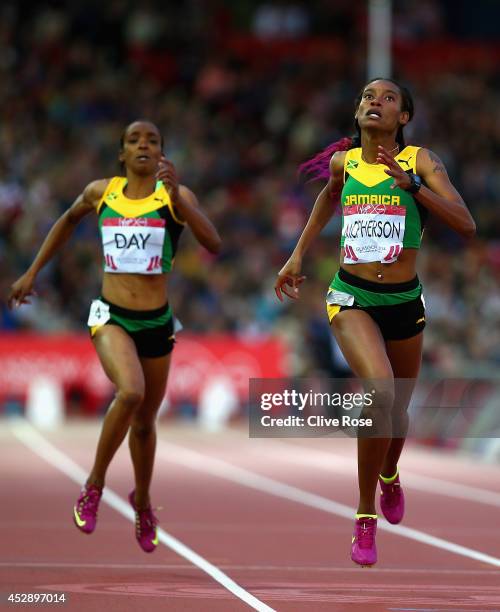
[
  {"x1": 339, "y1": 247, "x2": 418, "y2": 283},
  {"x1": 102, "y1": 272, "x2": 169, "y2": 310}
]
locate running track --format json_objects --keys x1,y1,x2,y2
[{"x1": 2, "y1": 420, "x2": 500, "y2": 611}]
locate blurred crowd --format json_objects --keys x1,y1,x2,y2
[{"x1": 1, "y1": 0, "x2": 499, "y2": 377}]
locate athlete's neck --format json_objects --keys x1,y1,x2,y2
[
  {"x1": 123, "y1": 175, "x2": 157, "y2": 200},
  {"x1": 360, "y1": 133, "x2": 399, "y2": 164}
]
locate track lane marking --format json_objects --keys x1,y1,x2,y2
[
  {"x1": 10, "y1": 421, "x2": 275, "y2": 612},
  {"x1": 271, "y1": 441, "x2": 500, "y2": 508},
  {"x1": 156, "y1": 440, "x2": 500, "y2": 568}
]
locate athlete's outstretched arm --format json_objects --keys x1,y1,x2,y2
[
  {"x1": 157, "y1": 158, "x2": 221, "y2": 254},
  {"x1": 377, "y1": 146, "x2": 476, "y2": 238},
  {"x1": 275, "y1": 151, "x2": 345, "y2": 301},
  {"x1": 7, "y1": 179, "x2": 107, "y2": 308}
]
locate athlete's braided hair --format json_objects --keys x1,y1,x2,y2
[{"x1": 298, "y1": 78, "x2": 414, "y2": 202}]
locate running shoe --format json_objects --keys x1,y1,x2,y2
[
  {"x1": 379, "y1": 472, "x2": 405, "y2": 524},
  {"x1": 73, "y1": 483, "x2": 102, "y2": 534},
  {"x1": 128, "y1": 490, "x2": 159, "y2": 553},
  {"x1": 351, "y1": 516, "x2": 377, "y2": 566}
]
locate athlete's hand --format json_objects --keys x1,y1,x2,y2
[
  {"x1": 376, "y1": 145, "x2": 412, "y2": 190},
  {"x1": 156, "y1": 155, "x2": 180, "y2": 202},
  {"x1": 275, "y1": 258, "x2": 306, "y2": 301},
  {"x1": 7, "y1": 272, "x2": 37, "y2": 310}
]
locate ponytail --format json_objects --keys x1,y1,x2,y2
[
  {"x1": 297, "y1": 137, "x2": 352, "y2": 209},
  {"x1": 298, "y1": 136, "x2": 353, "y2": 182}
]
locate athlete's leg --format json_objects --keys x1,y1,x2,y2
[
  {"x1": 87, "y1": 326, "x2": 145, "y2": 488},
  {"x1": 129, "y1": 354, "x2": 171, "y2": 509},
  {"x1": 380, "y1": 332, "x2": 423, "y2": 478},
  {"x1": 331, "y1": 310, "x2": 394, "y2": 515}
]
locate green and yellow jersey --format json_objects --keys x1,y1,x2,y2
[
  {"x1": 340, "y1": 146, "x2": 427, "y2": 263},
  {"x1": 97, "y1": 177, "x2": 185, "y2": 274}
]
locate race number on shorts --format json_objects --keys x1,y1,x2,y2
[{"x1": 87, "y1": 299, "x2": 111, "y2": 327}]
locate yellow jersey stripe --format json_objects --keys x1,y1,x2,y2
[{"x1": 344, "y1": 146, "x2": 420, "y2": 188}]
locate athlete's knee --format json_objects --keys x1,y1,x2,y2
[
  {"x1": 358, "y1": 382, "x2": 394, "y2": 436},
  {"x1": 391, "y1": 380, "x2": 415, "y2": 418},
  {"x1": 116, "y1": 387, "x2": 144, "y2": 411},
  {"x1": 130, "y1": 419, "x2": 156, "y2": 438},
  {"x1": 391, "y1": 396, "x2": 411, "y2": 419},
  {"x1": 363, "y1": 380, "x2": 395, "y2": 416}
]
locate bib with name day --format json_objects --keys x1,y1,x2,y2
[
  {"x1": 97, "y1": 177, "x2": 185, "y2": 274},
  {"x1": 102, "y1": 217, "x2": 166, "y2": 274}
]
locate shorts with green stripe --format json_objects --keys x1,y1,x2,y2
[
  {"x1": 88, "y1": 296, "x2": 175, "y2": 358},
  {"x1": 326, "y1": 267, "x2": 425, "y2": 340}
]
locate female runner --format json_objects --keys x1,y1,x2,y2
[
  {"x1": 8, "y1": 120, "x2": 221, "y2": 553},
  {"x1": 275, "y1": 79, "x2": 475, "y2": 566}
]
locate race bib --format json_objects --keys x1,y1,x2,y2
[
  {"x1": 102, "y1": 218, "x2": 165, "y2": 274},
  {"x1": 87, "y1": 299, "x2": 110, "y2": 327},
  {"x1": 342, "y1": 204, "x2": 406, "y2": 264}
]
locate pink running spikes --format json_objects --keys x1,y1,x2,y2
[
  {"x1": 379, "y1": 471, "x2": 405, "y2": 524},
  {"x1": 73, "y1": 484, "x2": 102, "y2": 534},
  {"x1": 351, "y1": 517, "x2": 377, "y2": 566},
  {"x1": 128, "y1": 490, "x2": 159, "y2": 553}
]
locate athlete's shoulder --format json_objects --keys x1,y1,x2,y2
[
  {"x1": 83, "y1": 178, "x2": 113, "y2": 205},
  {"x1": 415, "y1": 147, "x2": 449, "y2": 177},
  {"x1": 415, "y1": 146, "x2": 439, "y2": 162},
  {"x1": 330, "y1": 150, "x2": 347, "y2": 178},
  {"x1": 178, "y1": 184, "x2": 198, "y2": 206}
]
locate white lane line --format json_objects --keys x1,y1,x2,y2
[
  {"x1": 157, "y1": 441, "x2": 500, "y2": 568},
  {"x1": 1, "y1": 562, "x2": 499, "y2": 575},
  {"x1": 10, "y1": 421, "x2": 275, "y2": 612},
  {"x1": 272, "y1": 441, "x2": 500, "y2": 508}
]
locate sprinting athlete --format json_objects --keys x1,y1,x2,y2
[
  {"x1": 8, "y1": 120, "x2": 221, "y2": 553},
  {"x1": 275, "y1": 79, "x2": 475, "y2": 566}
]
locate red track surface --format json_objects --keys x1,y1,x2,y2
[{"x1": 2, "y1": 420, "x2": 500, "y2": 611}]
